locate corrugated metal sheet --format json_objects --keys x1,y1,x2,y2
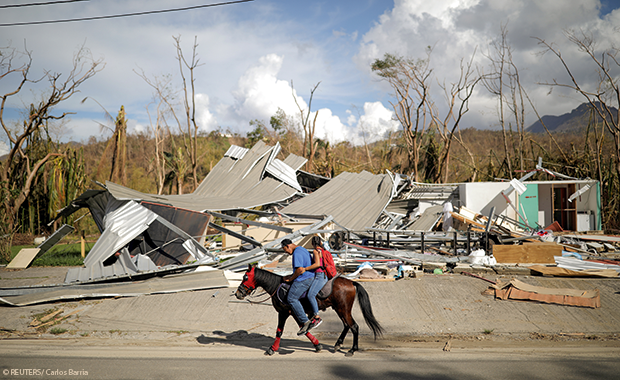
[
  {"x1": 266, "y1": 158, "x2": 302, "y2": 192},
  {"x1": 36, "y1": 224, "x2": 75, "y2": 256},
  {"x1": 402, "y1": 183, "x2": 459, "y2": 200},
  {"x1": 281, "y1": 171, "x2": 395, "y2": 230},
  {"x1": 224, "y1": 145, "x2": 248, "y2": 160},
  {"x1": 556, "y1": 256, "x2": 620, "y2": 273},
  {"x1": 84, "y1": 201, "x2": 158, "y2": 267},
  {"x1": 107, "y1": 141, "x2": 302, "y2": 211},
  {"x1": 1, "y1": 270, "x2": 228, "y2": 306},
  {"x1": 283, "y1": 153, "x2": 307, "y2": 171}
]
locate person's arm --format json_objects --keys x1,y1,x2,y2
[
  {"x1": 305, "y1": 248, "x2": 322, "y2": 271},
  {"x1": 285, "y1": 266, "x2": 306, "y2": 283}
]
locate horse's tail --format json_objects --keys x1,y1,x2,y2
[{"x1": 353, "y1": 282, "x2": 384, "y2": 339}]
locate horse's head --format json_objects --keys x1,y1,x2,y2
[{"x1": 235, "y1": 264, "x2": 257, "y2": 300}]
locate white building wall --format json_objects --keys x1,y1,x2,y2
[{"x1": 458, "y1": 182, "x2": 517, "y2": 220}]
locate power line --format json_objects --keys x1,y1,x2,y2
[
  {"x1": 0, "y1": 0, "x2": 254, "y2": 27},
  {"x1": 0, "y1": 0, "x2": 91, "y2": 10}
]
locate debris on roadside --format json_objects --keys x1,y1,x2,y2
[
  {"x1": 490, "y1": 278, "x2": 601, "y2": 308},
  {"x1": 5, "y1": 144, "x2": 619, "y2": 307}
]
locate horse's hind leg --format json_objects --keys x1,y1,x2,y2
[
  {"x1": 335, "y1": 312, "x2": 359, "y2": 356},
  {"x1": 265, "y1": 312, "x2": 288, "y2": 356}
]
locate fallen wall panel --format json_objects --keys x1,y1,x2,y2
[{"x1": 0, "y1": 269, "x2": 228, "y2": 306}]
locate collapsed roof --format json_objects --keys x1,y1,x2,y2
[
  {"x1": 104, "y1": 141, "x2": 307, "y2": 212},
  {"x1": 281, "y1": 170, "x2": 399, "y2": 231}
]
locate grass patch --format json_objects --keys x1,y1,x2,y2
[
  {"x1": 50, "y1": 327, "x2": 67, "y2": 335},
  {"x1": 6, "y1": 243, "x2": 89, "y2": 266},
  {"x1": 483, "y1": 329, "x2": 494, "y2": 335},
  {"x1": 167, "y1": 330, "x2": 190, "y2": 335}
]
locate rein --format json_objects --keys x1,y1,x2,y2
[{"x1": 245, "y1": 282, "x2": 284, "y2": 305}]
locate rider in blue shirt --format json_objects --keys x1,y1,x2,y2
[{"x1": 282, "y1": 238, "x2": 315, "y2": 335}]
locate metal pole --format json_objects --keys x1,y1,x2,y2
[
  {"x1": 453, "y1": 231, "x2": 458, "y2": 256},
  {"x1": 421, "y1": 232, "x2": 425, "y2": 253}
]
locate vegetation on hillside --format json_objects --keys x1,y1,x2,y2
[{"x1": 1, "y1": 30, "x2": 619, "y2": 263}]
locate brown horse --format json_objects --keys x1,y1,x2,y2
[{"x1": 235, "y1": 265, "x2": 384, "y2": 356}]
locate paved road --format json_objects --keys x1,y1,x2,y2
[{"x1": 1, "y1": 340, "x2": 618, "y2": 380}]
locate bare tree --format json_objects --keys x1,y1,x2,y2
[
  {"x1": 536, "y1": 30, "x2": 620, "y2": 182},
  {"x1": 145, "y1": 99, "x2": 169, "y2": 195},
  {"x1": 0, "y1": 44, "x2": 103, "y2": 256},
  {"x1": 432, "y1": 51, "x2": 481, "y2": 182},
  {"x1": 109, "y1": 106, "x2": 127, "y2": 185},
  {"x1": 371, "y1": 51, "x2": 432, "y2": 181},
  {"x1": 292, "y1": 81, "x2": 321, "y2": 172},
  {"x1": 135, "y1": 35, "x2": 203, "y2": 193},
  {"x1": 372, "y1": 48, "x2": 479, "y2": 183},
  {"x1": 173, "y1": 35, "x2": 203, "y2": 190}
]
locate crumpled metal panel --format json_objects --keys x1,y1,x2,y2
[
  {"x1": 224, "y1": 145, "x2": 248, "y2": 160},
  {"x1": 107, "y1": 141, "x2": 302, "y2": 212},
  {"x1": 83, "y1": 201, "x2": 158, "y2": 267},
  {"x1": 266, "y1": 158, "x2": 302, "y2": 192},
  {"x1": 282, "y1": 171, "x2": 395, "y2": 231},
  {"x1": 4, "y1": 270, "x2": 229, "y2": 306}
]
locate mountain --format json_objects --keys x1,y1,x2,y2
[{"x1": 526, "y1": 102, "x2": 618, "y2": 133}]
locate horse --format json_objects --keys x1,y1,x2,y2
[{"x1": 235, "y1": 264, "x2": 384, "y2": 356}]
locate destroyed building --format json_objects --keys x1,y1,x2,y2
[{"x1": 4, "y1": 141, "x2": 618, "y2": 307}]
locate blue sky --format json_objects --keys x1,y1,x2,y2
[{"x1": 1, "y1": 0, "x2": 620, "y2": 154}]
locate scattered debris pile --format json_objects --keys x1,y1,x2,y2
[{"x1": 4, "y1": 143, "x2": 619, "y2": 307}]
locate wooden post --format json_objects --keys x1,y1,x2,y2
[{"x1": 80, "y1": 230, "x2": 86, "y2": 258}]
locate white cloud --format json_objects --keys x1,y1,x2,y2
[
  {"x1": 355, "y1": 0, "x2": 619, "y2": 129},
  {"x1": 224, "y1": 54, "x2": 398, "y2": 145},
  {"x1": 2, "y1": 0, "x2": 620, "y2": 150},
  {"x1": 353, "y1": 102, "x2": 400, "y2": 145},
  {"x1": 195, "y1": 93, "x2": 217, "y2": 132},
  {"x1": 228, "y1": 54, "x2": 306, "y2": 128}
]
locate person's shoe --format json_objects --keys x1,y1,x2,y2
[
  {"x1": 308, "y1": 316, "x2": 322, "y2": 331},
  {"x1": 297, "y1": 319, "x2": 312, "y2": 336}
]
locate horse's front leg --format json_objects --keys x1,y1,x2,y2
[
  {"x1": 265, "y1": 311, "x2": 288, "y2": 356},
  {"x1": 305, "y1": 331, "x2": 323, "y2": 353},
  {"x1": 334, "y1": 324, "x2": 349, "y2": 352}
]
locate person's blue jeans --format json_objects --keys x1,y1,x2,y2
[
  {"x1": 287, "y1": 277, "x2": 314, "y2": 324},
  {"x1": 307, "y1": 272, "x2": 328, "y2": 316}
]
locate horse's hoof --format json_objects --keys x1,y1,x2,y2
[
  {"x1": 264, "y1": 347, "x2": 276, "y2": 356},
  {"x1": 334, "y1": 344, "x2": 341, "y2": 352},
  {"x1": 345, "y1": 350, "x2": 354, "y2": 357},
  {"x1": 314, "y1": 344, "x2": 323, "y2": 353}
]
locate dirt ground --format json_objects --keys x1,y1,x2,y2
[{"x1": 1, "y1": 265, "x2": 619, "y2": 353}]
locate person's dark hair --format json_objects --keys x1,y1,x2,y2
[
  {"x1": 311, "y1": 236, "x2": 323, "y2": 248},
  {"x1": 281, "y1": 238, "x2": 293, "y2": 248}
]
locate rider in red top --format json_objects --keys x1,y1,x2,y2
[{"x1": 304, "y1": 236, "x2": 329, "y2": 331}]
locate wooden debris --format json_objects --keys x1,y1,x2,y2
[
  {"x1": 29, "y1": 309, "x2": 83, "y2": 329},
  {"x1": 493, "y1": 242, "x2": 561, "y2": 264}
]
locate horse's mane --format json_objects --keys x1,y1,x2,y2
[{"x1": 254, "y1": 267, "x2": 284, "y2": 292}]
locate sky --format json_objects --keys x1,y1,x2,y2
[{"x1": 1, "y1": 0, "x2": 620, "y2": 156}]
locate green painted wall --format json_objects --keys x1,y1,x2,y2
[{"x1": 518, "y1": 184, "x2": 539, "y2": 227}]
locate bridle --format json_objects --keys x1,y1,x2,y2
[{"x1": 237, "y1": 267, "x2": 280, "y2": 304}]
